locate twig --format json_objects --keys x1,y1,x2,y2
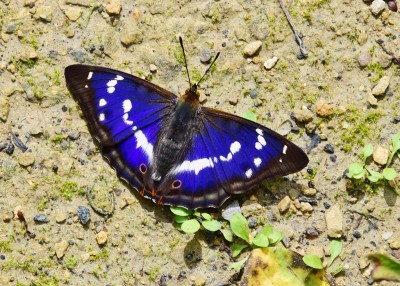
[
  {"x1": 279, "y1": 0, "x2": 308, "y2": 59},
  {"x1": 375, "y1": 39, "x2": 400, "y2": 65}
]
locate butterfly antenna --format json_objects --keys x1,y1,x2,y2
[
  {"x1": 197, "y1": 52, "x2": 220, "y2": 88},
  {"x1": 179, "y1": 36, "x2": 192, "y2": 88}
]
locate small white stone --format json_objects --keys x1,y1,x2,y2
[
  {"x1": 373, "y1": 145, "x2": 389, "y2": 165},
  {"x1": 243, "y1": 41, "x2": 262, "y2": 57},
  {"x1": 370, "y1": 0, "x2": 386, "y2": 15},
  {"x1": 263, "y1": 56, "x2": 279, "y2": 70},
  {"x1": 372, "y1": 76, "x2": 390, "y2": 96},
  {"x1": 382, "y1": 231, "x2": 393, "y2": 240},
  {"x1": 325, "y1": 205, "x2": 343, "y2": 238}
]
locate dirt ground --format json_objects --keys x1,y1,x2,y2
[{"x1": 0, "y1": 0, "x2": 399, "y2": 285}]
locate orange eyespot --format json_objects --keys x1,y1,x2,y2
[
  {"x1": 139, "y1": 163, "x2": 147, "y2": 174},
  {"x1": 172, "y1": 180, "x2": 182, "y2": 189}
]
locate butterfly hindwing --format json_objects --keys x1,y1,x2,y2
[
  {"x1": 65, "y1": 65, "x2": 176, "y2": 191},
  {"x1": 156, "y1": 107, "x2": 308, "y2": 209}
]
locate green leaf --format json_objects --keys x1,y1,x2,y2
[
  {"x1": 202, "y1": 220, "x2": 221, "y2": 232},
  {"x1": 303, "y1": 254, "x2": 324, "y2": 270},
  {"x1": 253, "y1": 233, "x2": 269, "y2": 248},
  {"x1": 368, "y1": 253, "x2": 400, "y2": 281},
  {"x1": 330, "y1": 265, "x2": 344, "y2": 276},
  {"x1": 229, "y1": 255, "x2": 249, "y2": 271},
  {"x1": 181, "y1": 219, "x2": 200, "y2": 234},
  {"x1": 230, "y1": 213, "x2": 250, "y2": 243},
  {"x1": 383, "y1": 168, "x2": 397, "y2": 181},
  {"x1": 268, "y1": 230, "x2": 284, "y2": 245},
  {"x1": 347, "y1": 163, "x2": 365, "y2": 179},
  {"x1": 242, "y1": 111, "x2": 257, "y2": 122},
  {"x1": 366, "y1": 168, "x2": 384, "y2": 183},
  {"x1": 328, "y1": 239, "x2": 342, "y2": 267},
  {"x1": 363, "y1": 143, "x2": 374, "y2": 161},
  {"x1": 174, "y1": 215, "x2": 189, "y2": 223},
  {"x1": 392, "y1": 133, "x2": 400, "y2": 151},
  {"x1": 220, "y1": 228, "x2": 233, "y2": 242},
  {"x1": 261, "y1": 225, "x2": 273, "y2": 236},
  {"x1": 201, "y1": 212, "x2": 212, "y2": 220},
  {"x1": 231, "y1": 243, "x2": 248, "y2": 257},
  {"x1": 170, "y1": 206, "x2": 191, "y2": 217}
]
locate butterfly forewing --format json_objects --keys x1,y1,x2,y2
[{"x1": 65, "y1": 65, "x2": 176, "y2": 192}]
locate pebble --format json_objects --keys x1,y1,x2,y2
[
  {"x1": 0, "y1": 97, "x2": 10, "y2": 122},
  {"x1": 382, "y1": 231, "x2": 393, "y2": 240},
  {"x1": 34, "y1": 214, "x2": 49, "y2": 223},
  {"x1": 55, "y1": 210, "x2": 67, "y2": 223},
  {"x1": 378, "y1": 53, "x2": 392, "y2": 69},
  {"x1": 324, "y1": 144, "x2": 335, "y2": 154},
  {"x1": 300, "y1": 202, "x2": 313, "y2": 213},
  {"x1": 387, "y1": 0, "x2": 398, "y2": 12},
  {"x1": 63, "y1": 7, "x2": 82, "y2": 22},
  {"x1": 277, "y1": 120, "x2": 292, "y2": 136},
  {"x1": 278, "y1": 196, "x2": 291, "y2": 213},
  {"x1": 315, "y1": 101, "x2": 334, "y2": 117},
  {"x1": 388, "y1": 236, "x2": 400, "y2": 250},
  {"x1": 221, "y1": 200, "x2": 241, "y2": 221},
  {"x1": 120, "y1": 21, "x2": 143, "y2": 46},
  {"x1": 6, "y1": 22, "x2": 16, "y2": 34},
  {"x1": 3, "y1": 213, "x2": 11, "y2": 222},
  {"x1": 17, "y1": 153, "x2": 35, "y2": 167},
  {"x1": 359, "y1": 256, "x2": 370, "y2": 269},
  {"x1": 370, "y1": 0, "x2": 386, "y2": 15},
  {"x1": 34, "y1": 5, "x2": 53, "y2": 22},
  {"x1": 243, "y1": 41, "x2": 262, "y2": 57},
  {"x1": 77, "y1": 206, "x2": 90, "y2": 225},
  {"x1": 372, "y1": 75, "x2": 390, "y2": 96},
  {"x1": 249, "y1": 89, "x2": 258, "y2": 99},
  {"x1": 241, "y1": 200, "x2": 262, "y2": 217},
  {"x1": 149, "y1": 64, "x2": 157, "y2": 73},
  {"x1": 301, "y1": 188, "x2": 317, "y2": 197},
  {"x1": 373, "y1": 145, "x2": 389, "y2": 165},
  {"x1": 367, "y1": 94, "x2": 378, "y2": 106},
  {"x1": 55, "y1": 240, "x2": 69, "y2": 258},
  {"x1": 103, "y1": 0, "x2": 122, "y2": 15},
  {"x1": 96, "y1": 230, "x2": 108, "y2": 245},
  {"x1": 358, "y1": 51, "x2": 371, "y2": 68},
  {"x1": 353, "y1": 231, "x2": 362, "y2": 238},
  {"x1": 293, "y1": 108, "x2": 313, "y2": 123},
  {"x1": 305, "y1": 227, "x2": 320, "y2": 238},
  {"x1": 199, "y1": 47, "x2": 212, "y2": 63},
  {"x1": 325, "y1": 205, "x2": 343, "y2": 238},
  {"x1": 357, "y1": 32, "x2": 368, "y2": 45},
  {"x1": 263, "y1": 56, "x2": 279, "y2": 70},
  {"x1": 364, "y1": 200, "x2": 376, "y2": 212}
]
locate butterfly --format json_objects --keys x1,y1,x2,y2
[{"x1": 64, "y1": 42, "x2": 308, "y2": 210}]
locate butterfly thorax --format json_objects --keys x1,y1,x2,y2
[{"x1": 150, "y1": 88, "x2": 200, "y2": 182}]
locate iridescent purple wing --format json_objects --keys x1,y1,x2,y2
[
  {"x1": 65, "y1": 65, "x2": 176, "y2": 192},
  {"x1": 156, "y1": 108, "x2": 309, "y2": 209}
]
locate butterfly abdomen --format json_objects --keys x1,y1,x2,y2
[{"x1": 151, "y1": 99, "x2": 199, "y2": 182}]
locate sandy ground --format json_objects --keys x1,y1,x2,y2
[{"x1": 0, "y1": 0, "x2": 400, "y2": 285}]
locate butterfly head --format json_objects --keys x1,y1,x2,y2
[{"x1": 181, "y1": 83, "x2": 200, "y2": 105}]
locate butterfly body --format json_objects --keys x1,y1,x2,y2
[{"x1": 65, "y1": 64, "x2": 308, "y2": 209}]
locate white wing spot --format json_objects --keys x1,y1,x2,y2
[
  {"x1": 99, "y1": 113, "x2": 105, "y2": 122},
  {"x1": 107, "y1": 79, "x2": 118, "y2": 87},
  {"x1": 174, "y1": 158, "x2": 214, "y2": 175},
  {"x1": 135, "y1": 130, "x2": 153, "y2": 163},
  {"x1": 245, "y1": 168, "x2": 253, "y2": 178},
  {"x1": 220, "y1": 153, "x2": 233, "y2": 162},
  {"x1": 279, "y1": 158, "x2": 283, "y2": 163},
  {"x1": 123, "y1": 114, "x2": 133, "y2": 126},
  {"x1": 230, "y1": 141, "x2": 241, "y2": 154},
  {"x1": 255, "y1": 142, "x2": 262, "y2": 150},
  {"x1": 87, "y1": 72, "x2": 93, "y2": 80},
  {"x1": 107, "y1": 87, "x2": 115, "y2": 94},
  {"x1": 99, "y1": 98, "x2": 107, "y2": 107},
  {"x1": 258, "y1": 135, "x2": 266, "y2": 146},
  {"x1": 84, "y1": 85, "x2": 88, "y2": 88},
  {"x1": 132, "y1": 126, "x2": 137, "y2": 131},
  {"x1": 254, "y1": 157, "x2": 262, "y2": 168},
  {"x1": 256, "y1": 128, "x2": 263, "y2": 135},
  {"x1": 116, "y1": 75, "x2": 124, "y2": 80},
  {"x1": 283, "y1": 145, "x2": 288, "y2": 154},
  {"x1": 123, "y1": 99, "x2": 132, "y2": 113},
  {"x1": 213, "y1": 157, "x2": 218, "y2": 163}
]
